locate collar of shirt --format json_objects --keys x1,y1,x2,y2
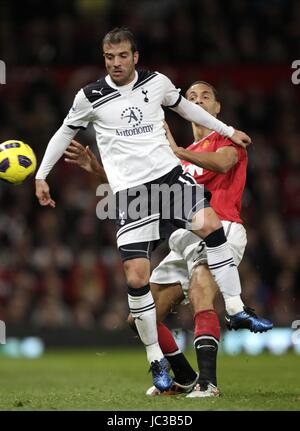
[{"x1": 105, "y1": 71, "x2": 138, "y2": 92}]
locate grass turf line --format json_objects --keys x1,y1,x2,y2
[{"x1": 0, "y1": 349, "x2": 299, "y2": 411}]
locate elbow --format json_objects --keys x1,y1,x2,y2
[
  {"x1": 219, "y1": 165, "x2": 231, "y2": 174},
  {"x1": 218, "y1": 156, "x2": 238, "y2": 173},
  {"x1": 213, "y1": 163, "x2": 230, "y2": 174}
]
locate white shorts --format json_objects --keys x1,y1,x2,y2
[{"x1": 150, "y1": 221, "x2": 247, "y2": 299}]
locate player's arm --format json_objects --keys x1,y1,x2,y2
[
  {"x1": 35, "y1": 89, "x2": 93, "y2": 207},
  {"x1": 173, "y1": 97, "x2": 250, "y2": 148},
  {"x1": 175, "y1": 146, "x2": 238, "y2": 174},
  {"x1": 164, "y1": 121, "x2": 238, "y2": 173},
  {"x1": 64, "y1": 140, "x2": 108, "y2": 183},
  {"x1": 35, "y1": 124, "x2": 78, "y2": 207}
]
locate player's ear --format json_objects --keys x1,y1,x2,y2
[
  {"x1": 133, "y1": 51, "x2": 139, "y2": 65},
  {"x1": 215, "y1": 101, "x2": 221, "y2": 115}
]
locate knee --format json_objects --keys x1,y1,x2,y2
[
  {"x1": 194, "y1": 208, "x2": 222, "y2": 238},
  {"x1": 200, "y1": 219, "x2": 222, "y2": 238},
  {"x1": 126, "y1": 273, "x2": 149, "y2": 289},
  {"x1": 124, "y1": 261, "x2": 150, "y2": 289}
]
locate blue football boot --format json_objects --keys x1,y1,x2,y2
[
  {"x1": 149, "y1": 357, "x2": 173, "y2": 392},
  {"x1": 225, "y1": 306, "x2": 273, "y2": 333}
]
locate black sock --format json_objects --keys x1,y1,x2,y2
[
  {"x1": 165, "y1": 352, "x2": 197, "y2": 385},
  {"x1": 194, "y1": 337, "x2": 218, "y2": 387},
  {"x1": 204, "y1": 227, "x2": 226, "y2": 247},
  {"x1": 128, "y1": 319, "x2": 197, "y2": 385}
]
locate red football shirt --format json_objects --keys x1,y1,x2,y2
[{"x1": 181, "y1": 131, "x2": 247, "y2": 223}]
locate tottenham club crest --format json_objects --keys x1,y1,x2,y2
[
  {"x1": 121, "y1": 107, "x2": 143, "y2": 128},
  {"x1": 142, "y1": 89, "x2": 149, "y2": 102},
  {"x1": 119, "y1": 210, "x2": 126, "y2": 226}
]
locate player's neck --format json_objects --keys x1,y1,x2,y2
[
  {"x1": 113, "y1": 70, "x2": 137, "y2": 87},
  {"x1": 106, "y1": 68, "x2": 137, "y2": 89},
  {"x1": 193, "y1": 124, "x2": 212, "y2": 142}
]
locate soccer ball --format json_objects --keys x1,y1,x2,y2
[{"x1": 0, "y1": 140, "x2": 37, "y2": 184}]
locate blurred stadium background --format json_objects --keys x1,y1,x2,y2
[{"x1": 0, "y1": 0, "x2": 299, "y2": 366}]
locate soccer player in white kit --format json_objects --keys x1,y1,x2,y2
[{"x1": 35, "y1": 27, "x2": 251, "y2": 392}]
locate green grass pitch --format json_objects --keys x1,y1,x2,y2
[{"x1": 0, "y1": 349, "x2": 299, "y2": 411}]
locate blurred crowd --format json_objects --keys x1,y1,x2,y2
[
  {"x1": 0, "y1": 0, "x2": 299, "y2": 334},
  {"x1": 0, "y1": 0, "x2": 299, "y2": 66}
]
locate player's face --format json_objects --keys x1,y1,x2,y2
[
  {"x1": 103, "y1": 41, "x2": 139, "y2": 86},
  {"x1": 186, "y1": 84, "x2": 220, "y2": 117}
]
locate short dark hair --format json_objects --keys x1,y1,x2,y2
[
  {"x1": 186, "y1": 81, "x2": 220, "y2": 102},
  {"x1": 102, "y1": 27, "x2": 138, "y2": 53}
]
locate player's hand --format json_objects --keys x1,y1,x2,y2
[
  {"x1": 230, "y1": 130, "x2": 252, "y2": 148},
  {"x1": 64, "y1": 140, "x2": 98, "y2": 174},
  {"x1": 35, "y1": 179, "x2": 56, "y2": 208}
]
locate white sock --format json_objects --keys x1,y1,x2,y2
[
  {"x1": 224, "y1": 295, "x2": 244, "y2": 315},
  {"x1": 146, "y1": 343, "x2": 164, "y2": 364},
  {"x1": 128, "y1": 289, "x2": 164, "y2": 364},
  {"x1": 206, "y1": 241, "x2": 243, "y2": 309}
]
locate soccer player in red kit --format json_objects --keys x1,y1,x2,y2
[{"x1": 148, "y1": 81, "x2": 273, "y2": 397}]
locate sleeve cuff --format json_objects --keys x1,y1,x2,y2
[
  {"x1": 227, "y1": 126, "x2": 235, "y2": 138},
  {"x1": 164, "y1": 94, "x2": 182, "y2": 108}
]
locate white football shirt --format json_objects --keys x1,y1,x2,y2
[{"x1": 63, "y1": 70, "x2": 181, "y2": 193}]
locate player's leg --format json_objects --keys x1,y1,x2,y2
[
  {"x1": 192, "y1": 206, "x2": 245, "y2": 312},
  {"x1": 170, "y1": 169, "x2": 272, "y2": 332},
  {"x1": 115, "y1": 183, "x2": 173, "y2": 391},
  {"x1": 168, "y1": 170, "x2": 244, "y2": 318},
  {"x1": 147, "y1": 247, "x2": 199, "y2": 393},
  {"x1": 191, "y1": 207, "x2": 273, "y2": 333},
  {"x1": 124, "y1": 257, "x2": 161, "y2": 362},
  {"x1": 128, "y1": 282, "x2": 198, "y2": 395},
  {"x1": 126, "y1": 281, "x2": 183, "y2": 355},
  {"x1": 151, "y1": 282, "x2": 198, "y2": 390},
  {"x1": 186, "y1": 264, "x2": 220, "y2": 398},
  {"x1": 147, "y1": 232, "x2": 220, "y2": 397},
  {"x1": 121, "y1": 246, "x2": 172, "y2": 392}
]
